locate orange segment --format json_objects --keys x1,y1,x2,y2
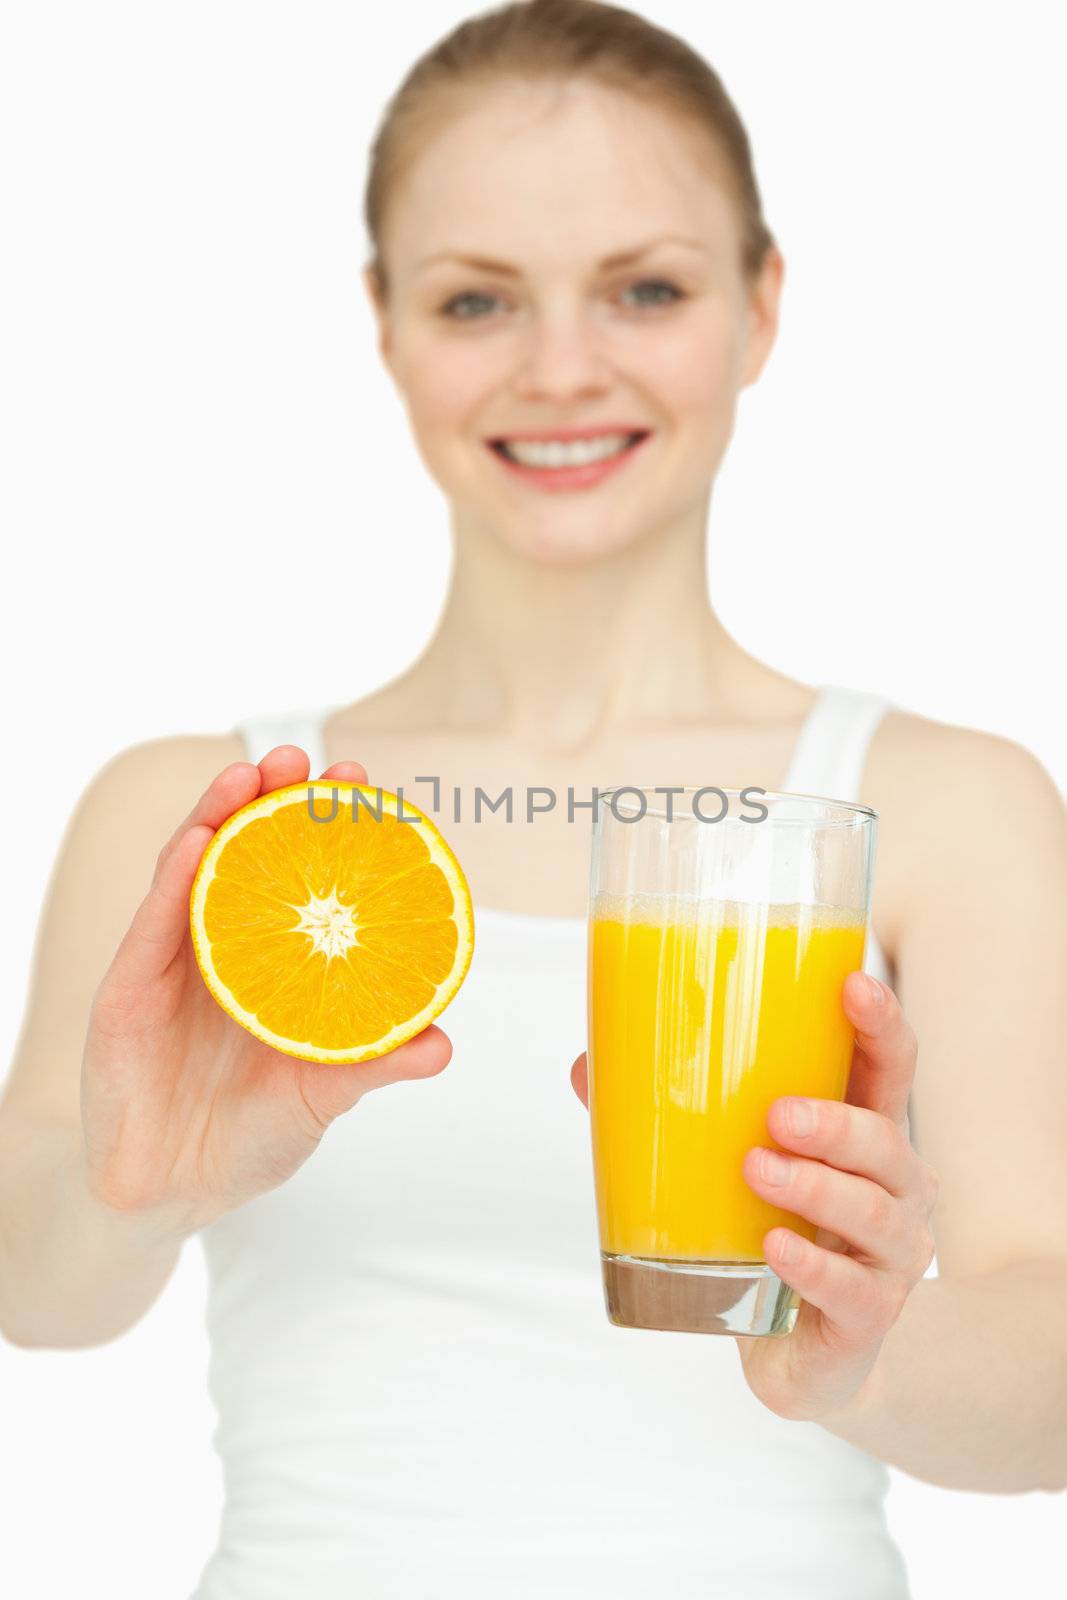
[{"x1": 189, "y1": 781, "x2": 474, "y2": 1063}]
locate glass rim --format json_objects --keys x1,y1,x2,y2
[{"x1": 595, "y1": 785, "x2": 878, "y2": 825}]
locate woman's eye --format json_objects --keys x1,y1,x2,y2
[
  {"x1": 440, "y1": 291, "x2": 502, "y2": 320},
  {"x1": 619, "y1": 278, "x2": 684, "y2": 309}
]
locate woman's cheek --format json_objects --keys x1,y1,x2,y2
[
  {"x1": 646, "y1": 311, "x2": 737, "y2": 413},
  {"x1": 401, "y1": 362, "x2": 499, "y2": 490},
  {"x1": 401, "y1": 329, "x2": 512, "y2": 424}
]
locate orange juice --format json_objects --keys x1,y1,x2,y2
[{"x1": 588, "y1": 894, "x2": 866, "y2": 1263}]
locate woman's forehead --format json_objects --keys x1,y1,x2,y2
[{"x1": 384, "y1": 79, "x2": 740, "y2": 269}]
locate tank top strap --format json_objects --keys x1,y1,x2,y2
[
  {"x1": 784, "y1": 685, "x2": 896, "y2": 989},
  {"x1": 784, "y1": 684, "x2": 894, "y2": 805},
  {"x1": 232, "y1": 705, "x2": 329, "y2": 774}
]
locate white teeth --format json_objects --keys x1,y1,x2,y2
[{"x1": 499, "y1": 433, "x2": 635, "y2": 468}]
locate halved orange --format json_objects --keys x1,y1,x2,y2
[{"x1": 189, "y1": 781, "x2": 474, "y2": 1063}]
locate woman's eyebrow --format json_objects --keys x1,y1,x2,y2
[{"x1": 416, "y1": 235, "x2": 708, "y2": 275}]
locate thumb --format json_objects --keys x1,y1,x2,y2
[
  {"x1": 842, "y1": 970, "x2": 918, "y2": 1129},
  {"x1": 297, "y1": 1024, "x2": 453, "y2": 1125},
  {"x1": 571, "y1": 1050, "x2": 589, "y2": 1110},
  {"x1": 107, "y1": 823, "x2": 215, "y2": 995}
]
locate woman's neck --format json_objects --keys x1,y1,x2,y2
[
  {"x1": 332, "y1": 498, "x2": 812, "y2": 759},
  {"x1": 372, "y1": 504, "x2": 789, "y2": 758}
]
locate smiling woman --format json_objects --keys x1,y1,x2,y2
[
  {"x1": 363, "y1": 77, "x2": 782, "y2": 563},
  {"x1": 2, "y1": 3, "x2": 1065, "y2": 1600},
  {"x1": 359, "y1": 0, "x2": 782, "y2": 565}
]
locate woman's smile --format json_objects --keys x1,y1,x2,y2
[{"x1": 486, "y1": 426, "x2": 652, "y2": 491}]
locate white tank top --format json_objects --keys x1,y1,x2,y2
[{"x1": 191, "y1": 685, "x2": 907, "y2": 1600}]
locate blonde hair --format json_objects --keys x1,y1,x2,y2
[{"x1": 364, "y1": 0, "x2": 776, "y2": 294}]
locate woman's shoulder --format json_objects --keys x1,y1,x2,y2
[
  {"x1": 864, "y1": 702, "x2": 1063, "y2": 951},
  {"x1": 867, "y1": 702, "x2": 1057, "y2": 802},
  {"x1": 63, "y1": 730, "x2": 252, "y2": 875},
  {"x1": 88, "y1": 728, "x2": 248, "y2": 806}
]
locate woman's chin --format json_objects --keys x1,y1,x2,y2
[
  {"x1": 452, "y1": 481, "x2": 646, "y2": 564},
  {"x1": 499, "y1": 514, "x2": 642, "y2": 566}
]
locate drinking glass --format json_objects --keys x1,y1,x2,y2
[{"x1": 586, "y1": 786, "x2": 878, "y2": 1337}]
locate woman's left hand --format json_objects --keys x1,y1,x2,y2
[
  {"x1": 570, "y1": 970, "x2": 940, "y2": 1425},
  {"x1": 731, "y1": 970, "x2": 939, "y2": 1422}
]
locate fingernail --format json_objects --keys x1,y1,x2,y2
[
  {"x1": 784, "y1": 1097, "x2": 815, "y2": 1136},
  {"x1": 760, "y1": 1149, "x2": 793, "y2": 1185},
  {"x1": 774, "y1": 1231, "x2": 798, "y2": 1264},
  {"x1": 865, "y1": 974, "x2": 885, "y2": 1005}
]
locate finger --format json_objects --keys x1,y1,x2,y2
[
  {"x1": 743, "y1": 1148, "x2": 930, "y2": 1275},
  {"x1": 841, "y1": 971, "x2": 918, "y2": 1127},
  {"x1": 765, "y1": 1096, "x2": 925, "y2": 1201},
  {"x1": 297, "y1": 1024, "x2": 453, "y2": 1125},
  {"x1": 764, "y1": 1226, "x2": 910, "y2": 1339},
  {"x1": 319, "y1": 759, "x2": 369, "y2": 783},
  {"x1": 105, "y1": 822, "x2": 218, "y2": 992},
  {"x1": 571, "y1": 1051, "x2": 589, "y2": 1109}
]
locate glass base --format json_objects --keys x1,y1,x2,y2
[{"x1": 602, "y1": 1253, "x2": 800, "y2": 1337}]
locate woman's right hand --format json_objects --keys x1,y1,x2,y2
[{"x1": 81, "y1": 746, "x2": 452, "y2": 1237}]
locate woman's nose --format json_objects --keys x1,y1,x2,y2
[{"x1": 511, "y1": 311, "x2": 612, "y2": 403}]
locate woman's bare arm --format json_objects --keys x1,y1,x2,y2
[
  {"x1": 815, "y1": 720, "x2": 1067, "y2": 1490},
  {"x1": 0, "y1": 734, "x2": 452, "y2": 1350},
  {"x1": 0, "y1": 734, "x2": 245, "y2": 1348}
]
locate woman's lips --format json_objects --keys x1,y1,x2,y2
[{"x1": 485, "y1": 430, "x2": 652, "y2": 492}]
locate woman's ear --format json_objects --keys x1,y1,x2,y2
[
  {"x1": 363, "y1": 266, "x2": 394, "y2": 374},
  {"x1": 739, "y1": 246, "x2": 785, "y2": 389}
]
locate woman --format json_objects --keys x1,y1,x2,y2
[{"x1": 2, "y1": 2, "x2": 1064, "y2": 1596}]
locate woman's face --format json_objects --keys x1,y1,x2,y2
[{"x1": 368, "y1": 77, "x2": 782, "y2": 564}]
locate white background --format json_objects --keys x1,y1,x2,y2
[{"x1": 1, "y1": 2, "x2": 1064, "y2": 1596}]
